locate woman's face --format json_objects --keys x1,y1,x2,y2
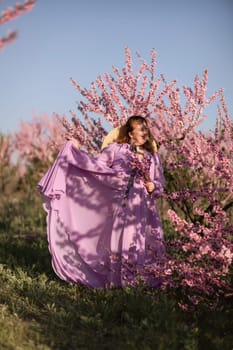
[{"x1": 128, "y1": 122, "x2": 149, "y2": 146}]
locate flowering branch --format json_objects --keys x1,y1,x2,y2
[{"x1": 0, "y1": 0, "x2": 36, "y2": 50}]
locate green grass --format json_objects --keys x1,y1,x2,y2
[{"x1": 0, "y1": 234, "x2": 232, "y2": 350}]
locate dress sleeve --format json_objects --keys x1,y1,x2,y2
[
  {"x1": 96, "y1": 142, "x2": 116, "y2": 167},
  {"x1": 151, "y1": 152, "x2": 165, "y2": 198},
  {"x1": 38, "y1": 141, "x2": 117, "y2": 198}
]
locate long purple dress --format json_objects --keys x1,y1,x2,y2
[{"x1": 38, "y1": 141, "x2": 165, "y2": 288}]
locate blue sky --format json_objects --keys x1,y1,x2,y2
[{"x1": 0, "y1": 0, "x2": 232, "y2": 134}]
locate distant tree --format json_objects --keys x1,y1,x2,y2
[
  {"x1": 0, "y1": 132, "x2": 15, "y2": 192},
  {"x1": 14, "y1": 114, "x2": 64, "y2": 174},
  {"x1": 0, "y1": 0, "x2": 36, "y2": 50}
]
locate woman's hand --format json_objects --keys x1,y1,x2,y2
[
  {"x1": 66, "y1": 136, "x2": 80, "y2": 149},
  {"x1": 144, "y1": 181, "x2": 155, "y2": 193}
]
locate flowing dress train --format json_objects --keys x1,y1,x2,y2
[{"x1": 38, "y1": 141, "x2": 165, "y2": 287}]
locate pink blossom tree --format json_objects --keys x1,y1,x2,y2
[
  {"x1": 62, "y1": 48, "x2": 223, "y2": 154},
  {"x1": 158, "y1": 94, "x2": 233, "y2": 304},
  {"x1": 0, "y1": 0, "x2": 36, "y2": 50},
  {"x1": 0, "y1": 114, "x2": 62, "y2": 235},
  {"x1": 14, "y1": 114, "x2": 64, "y2": 175}
]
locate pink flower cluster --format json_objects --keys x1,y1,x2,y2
[
  {"x1": 157, "y1": 208, "x2": 233, "y2": 303},
  {"x1": 0, "y1": 31, "x2": 17, "y2": 49},
  {"x1": 129, "y1": 149, "x2": 152, "y2": 182}
]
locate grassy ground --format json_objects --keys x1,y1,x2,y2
[{"x1": 0, "y1": 234, "x2": 232, "y2": 350}]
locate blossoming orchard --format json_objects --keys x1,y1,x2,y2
[{"x1": 1, "y1": 47, "x2": 232, "y2": 305}]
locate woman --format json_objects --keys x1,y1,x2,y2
[{"x1": 38, "y1": 116, "x2": 165, "y2": 288}]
